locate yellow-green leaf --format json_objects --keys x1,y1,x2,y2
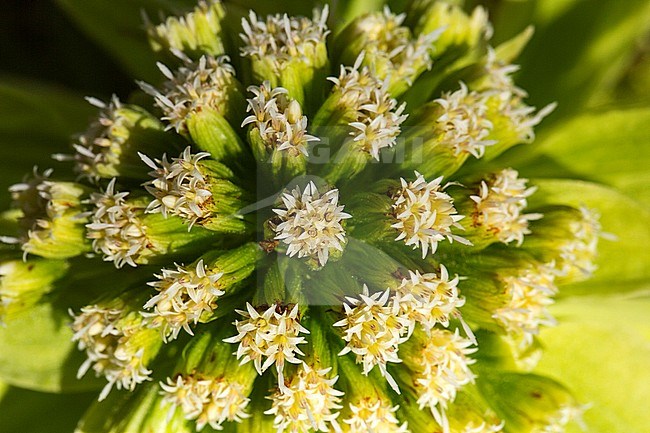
[{"x1": 536, "y1": 294, "x2": 650, "y2": 433}]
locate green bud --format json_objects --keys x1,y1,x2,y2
[
  {"x1": 147, "y1": 0, "x2": 226, "y2": 59},
  {"x1": 141, "y1": 147, "x2": 253, "y2": 234},
  {"x1": 143, "y1": 243, "x2": 263, "y2": 340},
  {"x1": 70, "y1": 289, "x2": 163, "y2": 401},
  {"x1": 9, "y1": 175, "x2": 92, "y2": 259},
  {"x1": 521, "y1": 205, "x2": 602, "y2": 283},
  {"x1": 59, "y1": 96, "x2": 179, "y2": 182},
  {"x1": 410, "y1": 2, "x2": 491, "y2": 62},
  {"x1": 240, "y1": 7, "x2": 330, "y2": 113},
  {"x1": 86, "y1": 181, "x2": 220, "y2": 268},
  {"x1": 335, "y1": 8, "x2": 440, "y2": 97},
  {"x1": 477, "y1": 371, "x2": 583, "y2": 433},
  {"x1": 0, "y1": 258, "x2": 69, "y2": 323}
]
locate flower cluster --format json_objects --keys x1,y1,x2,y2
[
  {"x1": 391, "y1": 172, "x2": 469, "y2": 257},
  {"x1": 0, "y1": 1, "x2": 607, "y2": 432},
  {"x1": 224, "y1": 303, "x2": 309, "y2": 385},
  {"x1": 272, "y1": 182, "x2": 351, "y2": 266},
  {"x1": 161, "y1": 374, "x2": 250, "y2": 431}
]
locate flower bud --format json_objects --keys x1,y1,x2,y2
[
  {"x1": 7, "y1": 171, "x2": 92, "y2": 259},
  {"x1": 453, "y1": 168, "x2": 542, "y2": 249},
  {"x1": 139, "y1": 54, "x2": 249, "y2": 168},
  {"x1": 0, "y1": 258, "x2": 69, "y2": 324},
  {"x1": 160, "y1": 327, "x2": 258, "y2": 431},
  {"x1": 147, "y1": 0, "x2": 226, "y2": 59},
  {"x1": 398, "y1": 83, "x2": 496, "y2": 179},
  {"x1": 268, "y1": 181, "x2": 352, "y2": 269},
  {"x1": 240, "y1": 6, "x2": 330, "y2": 112},
  {"x1": 86, "y1": 179, "x2": 218, "y2": 268},
  {"x1": 336, "y1": 354, "x2": 409, "y2": 432},
  {"x1": 70, "y1": 291, "x2": 163, "y2": 401},
  {"x1": 140, "y1": 147, "x2": 253, "y2": 233},
  {"x1": 56, "y1": 96, "x2": 178, "y2": 182},
  {"x1": 335, "y1": 7, "x2": 443, "y2": 97},
  {"x1": 142, "y1": 242, "x2": 262, "y2": 341},
  {"x1": 477, "y1": 372, "x2": 584, "y2": 433},
  {"x1": 521, "y1": 205, "x2": 602, "y2": 283},
  {"x1": 242, "y1": 82, "x2": 318, "y2": 187}
]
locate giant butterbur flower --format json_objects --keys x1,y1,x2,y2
[{"x1": 0, "y1": 1, "x2": 648, "y2": 433}]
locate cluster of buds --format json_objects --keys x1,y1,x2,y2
[{"x1": 0, "y1": 1, "x2": 606, "y2": 433}]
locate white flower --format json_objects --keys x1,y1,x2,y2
[
  {"x1": 395, "y1": 266, "x2": 466, "y2": 332},
  {"x1": 142, "y1": 259, "x2": 224, "y2": 341},
  {"x1": 470, "y1": 168, "x2": 542, "y2": 245},
  {"x1": 343, "y1": 397, "x2": 409, "y2": 433},
  {"x1": 391, "y1": 172, "x2": 469, "y2": 258},
  {"x1": 161, "y1": 374, "x2": 250, "y2": 431},
  {"x1": 140, "y1": 146, "x2": 213, "y2": 228},
  {"x1": 493, "y1": 264, "x2": 558, "y2": 349},
  {"x1": 350, "y1": 6, "x2": 442, "y2": 84},
  {"x1": 413, "y1": 329, "x2": 477, "y2": 429},
  {"x1": 223, "y1": 303, "x2": 309, "y2": 387},
  {"x1": 333, "y1": 285, "x2": 410, "y2": 393},
  {"x1": 62, "y1": 96, "x2": 129, "y2": 180},
  {"x1": 265, "y1": 364, "x2": 344, "y2": 433},
  {"x1": 555, "y1": 206, "x2": 602, "y2": 279},
  {"x1": 241, "y1": 81, "x2": 318, "y2": 157},
  {"x1": 86, "y1": 179, "x2": 149, "y2": 268},
  {"x1": 435, "y1": 83, "x2": 496, "y2": 159},
  {"x1": 240, "y1": 6, "x2": 329, "y2": 70},
  {"x1": 140, "y1": 54, "x2": 237, "y2": 133},
  {"x1": 272, "y1": 182, "x2": 351, "y2": 266},
  {"x1": 330, "y1": 54, "x2": 408, "y2": 160},
  {"x1": 70, "y1": 305, "x2": 152, "y2": 401}
]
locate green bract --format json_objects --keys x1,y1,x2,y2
[{"x1": 0, "y1": 1, "x2": 649, "y2": 433}]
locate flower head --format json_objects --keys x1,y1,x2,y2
[
  {"x1": 161, "y1": 373, "x2": 250, "y2": 431},
  {"x1": 240, "y1": 6, "x2": 329, "y2": 71},
  {"x1": 266, "y1": 364, "x2": 343, "y2": 433},
  {"x1": 334, "y1": 285, "x2": 410, "y2": 393},
  {"x1": 434, "y1": 83, "x2": 496, "y2": 158},
  {"x1": 142, "y1": 259, "x2": 224, "y2": 341},
  {"x1": 272, "y1": 182, "x2": 351, "y2": 266},
  {"x1": 395, "y1": 266, "x2": 465, "y2": 332},
  {"x1": 224, "y1": 303, "x2": 309, "y2": 385},
  {"x1": 85, "y1": 179, "x2": 150, "y2": 268},
  {"x1": 141, "y1": 54, "x2": 238, "y2": 134},
  {"x1": 470, "y1": 168, "x2": 542, "y2": 245},
  {"x1": 343, "y1": 397, "x2": 409, "y2": 433},
  {"x1": 70, "y1": 303, "x2": 157, "y2": 400},
  {"x1": 141, "y1": 147, "x2": 213, "y2": 226},
  {"x1": 391, "y1": 172, "x2": 469, "y2": 257}
]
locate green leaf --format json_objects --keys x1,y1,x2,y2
[
  {"x1": 516, "y1": 108, "x2": 650, "y2": 209},
  {"x1": 512, "y1": 0, "x2": 650, "y2": 120},
  {"x1": 528, "y1": 179, "x2": 650, "y2": 296},
  {"x1": 54, "y1": 0, "x2": 195, "y2": 82},
  {"x1": 0, "y1": 299, "x2": 104, "y2": 393},
  {"x1": 77, "y1": 382, "x2": 194, "y2": 433},
  {"x1": 0, "y1": 386, "x2": 95, "y2": 433},
  {"x1": 0, "y1": 78, "x2": 93, "y2": 209},
  {"x1": 536, "y1": 294, "x2": 650, "y2": 433}
]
